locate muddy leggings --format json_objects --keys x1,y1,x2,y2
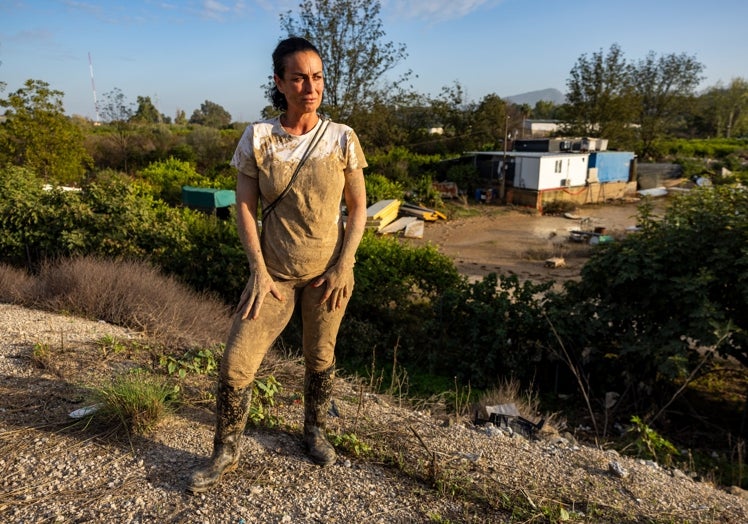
[{"x1": 219, "y1": 272, "x2": 354, "y2": 389}]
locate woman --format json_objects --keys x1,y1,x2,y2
[{"x1": 188, "y1": 36, "x2": 367, "y2": 494}]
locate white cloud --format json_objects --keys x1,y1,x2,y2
[
  {"x1": 189, "y1": 0, "x2": 249, "y2": 20},
  {"x1": 383, "y1": 0, "x2": 502, "y2": 22},
  {"x1": 202, "y1": 0, "x2": 230, "y2": 19},
  {"x1": 250, "y1": 0, "x2": 500, "y2": 22}
]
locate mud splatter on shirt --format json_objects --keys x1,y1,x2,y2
[{"x1": 231, "y1": 116, "x2": 367, "y2": 279}]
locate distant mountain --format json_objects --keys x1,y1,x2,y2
[{"x1": 505, "y1": 88, "x2": 565, "y2": 106}]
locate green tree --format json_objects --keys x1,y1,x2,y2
[
  {"x1": 279, "y1": 0, "x2": 408, "y2": 121},
  {"x1": 533, "y1": 100, "x2": 558, "y2": 120},
  {"x1": 565, "y1": 43, "x2": 637, "y2": 148},
  {"x1": 186, "y1": 126, "x2": 239, "y2": 176},
  {"x1": 189, "y1": 100, "x2": 231, "y2": 128},
  {"x1": 138, "y1": 157, "x2": 209, "y2": 205},
  {"x1": 701, "y1": 78, "x2": 748, "y2": 139},
  {"x1": 132, "y1": 95, "x2": 163, "y2": 124},
  {"x1": 471, "y1": 93, "x2": 508, "y2": 150},
  {"x1": 425, "y1": 82, "x2": 475, "y2": 154},
  {"x1": 100, "y1": 88, "x2": 135, "y2": 172},
  {"x1": 174, "y1": 109, "x2": 187, "y2": 126},
  {"x1": 346, "y1": 88, "x2": 425, "y2": 153},
  {"x1": 100, "y1": 87, "x2": 134, "y2": 123},
  {"x1": 633, "y1": 51, "x2": 704, "y2": 159},
  {"x1": 0, "y1": 79, "x2": 91, "y2": 183}
]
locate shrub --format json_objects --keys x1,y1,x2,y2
[
  {"x1": 31, "y1": 257, "x2": 231, "y2": 349},
  {"x1": 0, "y1": 263, "x2": 33, "y2": 304},
  {"x1": 444, "y1": 164, "x2": 480, "y2": 195},
  {"x1": 0, "y1": 166, "x2": 247, "y2": 305},
  {"x1": 339, "y1": 231, "x2": 461, "y2": 369},
  {"x1": 553, "y1": 186, "x2": 748, "y2": 410},
  {"x1": 408, "y1": 174, "x2": 444, "y2": 209},
  {"x1": 91, "y1": 371, "x2": 179, "y2": 434},
  {"x1": 137, "y1": 157, "x2": 210, "y2": 205},
  {"x1": 425, "y1": 273, "x2": 553, "y2": 388},
  {"x1": 366, "y1": 146, "x2": 442, "y2": 189},
  {"x1": 176, "y1": 207, "x2": 247, "y2": 302},
  {"x1": 364, "y1": 173, "x2": 405, "y2": 205}
]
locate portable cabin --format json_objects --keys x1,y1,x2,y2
[{"x1": 512, "y1": 152, "x2": 589, "y2": 190}]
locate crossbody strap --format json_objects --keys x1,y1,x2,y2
[{"x1": 262, "y1": 118, "x2": 329, "y2": 218}]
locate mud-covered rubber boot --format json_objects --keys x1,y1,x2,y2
[
  {"x1": 303, "y1": 365, "x2": 337, "y2": 466},
  {"x1": 187, "y1": 383, "x2": 251, "y2": 493}
]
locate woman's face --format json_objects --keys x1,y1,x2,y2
[{"x1": 275, "y1": 50, "x2": 324, "y2": 115}]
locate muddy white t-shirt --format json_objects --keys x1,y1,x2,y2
[{"x1": 231, "y1": 116, "x2": 367, "y2": 280}]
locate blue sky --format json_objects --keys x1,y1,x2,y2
[{"x1": 2, "y1": 0, "x2": 747, "y2": 123}]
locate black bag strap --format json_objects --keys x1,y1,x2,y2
[{"x1": 262, "y1": 118, "x2": 329, "y2": 218}]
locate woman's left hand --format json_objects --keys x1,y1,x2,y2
[{"x1": 312, "y1": 264, "x2": 352, "y2": 310}]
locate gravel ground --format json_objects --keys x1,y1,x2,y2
[{"x1": 2, "y1": 303, "x2": 748, "y2": 523}]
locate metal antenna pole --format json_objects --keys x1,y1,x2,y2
[{"x1": 88, "y1": 52, "x2": 100, "y2": 123}]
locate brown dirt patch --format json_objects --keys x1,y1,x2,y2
[{"x1": 406, "y1": 199, "x2": 662, "y2": 284}]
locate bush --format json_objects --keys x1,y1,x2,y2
[
  {"x1": 0, "y1": 264, "x2": 33, "y2": 304},
  {"x1": 425, "y1": 273, "x2": 553, "y2": 388},
  {"x1": 408, "y1": 174, "x2": 444, "y2": 209},
  {"x1": 339, "y1": 231, "x2": 461, "y2": 369},
  {"x1": 364, "y1": 173, "x2": 405, "y2": 205},
  {"x1": 29, "y1": 257, "x2": 231, "y2": 349},
  {"x1": 552, "y1": 186, "x2": 748, "y2": 409},
  {"x1": 137, "y1": 157, "x2": 210, "y2": 205},
  {"x1": 444, "y1": 164, "x2": 480, "y2": 195},
  {"x1": 91, "y1": 371, "x2": 179, "y2": 434},
  {"x1": 0, "y1": 165, "x2": 247, "y2": 304},
  {"x1": 366, "y1": 146, "x2": 442, "y2": 190}
]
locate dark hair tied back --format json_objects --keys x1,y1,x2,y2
[{"x1": 270, "y1": 37, "x2": 322, "y2": 111}]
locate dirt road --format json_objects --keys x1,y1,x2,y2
[{"x1": 406, "y1": 199, "x2": 661, "y2": 284}]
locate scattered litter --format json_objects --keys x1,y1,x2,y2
[
  {"x1": 69, "y1": 404, "x2": 102, "y2": 419},
  {"x1": 403, "y1": 219, "x2": 424, "y2": 239},
  {"x1": 637, "y1": 187, "x2": 668, "y2": 198},
  {"x1": 609, "y1": 461, "x2": 628, "y2": 478},
  {"x1": 474, "y1": 403, "x2": 545, "y2": 439}
]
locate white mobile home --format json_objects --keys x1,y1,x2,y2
[{"x1": 511, "y1": 152, "x2": 590, "y2": 190}]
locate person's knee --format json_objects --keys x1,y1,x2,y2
[
  {"x1": 304, "y1": 349, "x2": 335, "y2": 373},
  {"x1": 221, "y1": 375, "x2": 254, "y2": 390},
  {"x1": 220, "y1": 365, "x2": 256, "y2": 390}
]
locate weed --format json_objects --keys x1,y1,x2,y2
[
  {"x1": 730, "y1": 437, "x2": 746, "y2": 488},
  {"x1": 30, "y1": 257, "x2": 231, "y2": 350},
  {"x1": 159, "y1": 346, "x2": 219, "y2": 378},
  {"x1": 248, "y1": 376, "x2": 282, "y2": 428},
  {"x1": 542, "y1": 199, "x2": 577, "y2": 215},
  {"x1": 387, "y1": 338, "x2": 409, "y2": 405},
  {"x1": 97, "y1": 334, "x2": 127, "y2": 357},
  {"x1": 31, "y1": 342, "x2": 51, "y2": 368},
  {"x1": 627, "y1": 415, "x2": 679, "y2": 465},
  {"x1": 452, "y1": 377, "x2": 471, "y2": 418},
  {"x1": 426, "y1": 512, "x2": 453, "y2": 524},
  {"x1": 91, "y1": 371, "x2": 179, "y2": 434},
  {"x1": 329, "y1": 432, "x2": 371, "y2": 457}
]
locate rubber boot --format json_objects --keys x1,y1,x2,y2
[
  {"x1": 303, "y1": 365, "x2": 337, "y2": 466},
  {"x1": 187, "y1": 383, "x2": 251, "y2": 493}
]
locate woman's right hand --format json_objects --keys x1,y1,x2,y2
[{"x1": 236, "y1": 267, "x2": 284, "y2": 320}]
